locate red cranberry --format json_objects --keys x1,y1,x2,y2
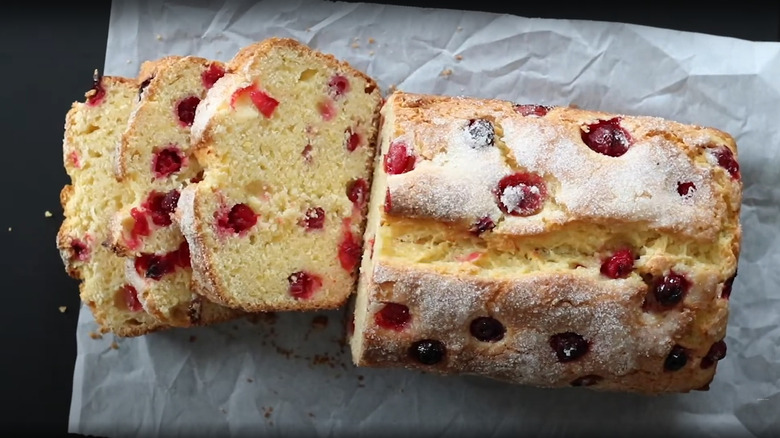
[
  {"x1": 201, "y1": 63, "x2": 226, "y2": 89},
  {"x1": 301, "y1": 207, "x2": 325, "y2": 230},
  {"x1": 345, "y1": 129, "x2": 361, "y2": 152},
  {"x1": 384, "y1": 188, "x2": 392, "y2": 213},
  {"x1": 570, "y1": 375, "x2": 603, "y2": 387},
  {"x1": 173, "y1": 240, "x2": 191, "y2": 269},
  {"x1": 130, "y1": 207, "x2": 150, "y2": 239},
  {"x1": 384, "y1": 141, "x2": 416, "y2": 175},
  {"x1": 134, "y1": 253, "x2": 175, "y2": 280},
  {"x1": 700, "y1": 340, "x2": 727, "y2": 369},
  {"x1": 218, "y1": 203, "x2": 257, "y2": 234},
  {"x1": 677, "y1": 181, "x2": 696, "y2": 198},
  {"x1": 467, "y1": 118, "x2": 495, "y2": 148},
  {"x1": 652, "y1": 272, "x2": 690, "y2": 308},
  {"x1": 470, "y1": 317, "x2": 505, "y2": 342},
  {"x1": 301, "y1": 144, "x2": 313, "y2": 163},
  {"x1": 495, "y1": 173, "x2": 547, "y2": 216},
  {"x1": 123, "y1": 285, "x2": 143, "y2": 312},
  {"x1": 600, "y1": 248, "x2": 634, "y2": 279},
  {"x1": 581, "y1": 118, "x2": 632, "y2": 157},
  {"x1": 338, "y1": 231, "x2": 362, "y2": 272},
  {"x1": 346, "y1": 178, "x2": 368, "y2": 210},
  {"x1": 721, "y1": 272, "x2": 737, "y2": 300},
  {"x1": 374, "y1": 303, "x2": 410, "y2": 331},
  {"x1": 409, "y1": 339, "x2": 446, "y2": 365},
  {"x1": 176, "y1": 96, "x2": 201, "y2": 127},
  {"x1": 152, "y1": 146, "x2": 184, "y2": 178},
  {"x1": 70, "y1": 238, "x2": 90, "y2": 262},
  {"x1": 664, "y1": 345, "x2": 688, "y2": 371},
  {"x1": 87, "y1": 70, "x2": 105, "y2": 106},
  {"x1": 318, "y1": 99, "x2": 336, "y2": 121},
  {"x1": 143, "y1": 190, "x2": 179, "y2": 227},
  {"x1": 230, "y1": 84, "x2": 279, "y2": 118},
  {"x1": 712, "y1": 146, "x2": 740, "y2": 180},
  {"x1": 69, "y1": 151, "x2": 80, "y2": 168},
  {"x1": 513, "y1": 104, "x2": 550, "y2": 117},
  {"x1": 328, "y1": 74, "x2": 350, "y2": 99},
  {"x1": 287, "y1": 271, "x2": 323, "y2": 300},
  {"x1": 469, "y1": 216, "x2": 495, "y2": 235},
  {"x1": 549, "y1": 332, "x2": 590, "y2": 362}
]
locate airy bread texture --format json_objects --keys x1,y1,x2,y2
[
  {"x1": 108, "y1": 56, "x2": 241, "y2": 327},
  {"x1": 176, "y1": 38, "x2": 383, "y2": 312},
  {"x1": 350, "y1": 91, "x2": 742, "y2": 394},
  {"x1": 57, "y1": 73, "x2": 165, "y2": 336}
]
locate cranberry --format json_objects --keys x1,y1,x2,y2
[
  {"x1": 301, "y1": 144, "x2": 313, "y2": 163},
  {"x1": 318, "y1": 99, "x2": 336, "y2": 121},
  {"x1": 677, "y1": 181, "x2": 696, "y2": 198},
  {"x1": 384, "y1": 141, "x2": 416, "y2": 175},
  {"x1": 374, "y1": 303, "x2": 410, "y2": 331},
  {"x1": 138, "y1": 77, "x2": 152, "y2": 99},
  {"x1": 581, "y1": 118, "x2": 632, "y2": 157},
  {"x1": 570, "y1": 375, "x2": 603, "y2": 387},
  {"x1": 201, "y1": 63, "x2": 226, "y2": 89},
  {"x1": 384, "y1": 188, "x2": 392, "y2": 213},
  {"x1": 721, "y1": 272, "x2": 737, "y2": 300},
  {"x1": 69, "y1": 151, "x2": 80, "y2": 168},
  {"x1": 513, "y1": 104, "x2": 550, "y2": 117},
  {"x1": 130, "y1": 207, "x2": 150, "y2": 239},
  {"x1": 345, "y1": 129, "x2": 362, "y2": 152},
  {"x1": 600, "y1": 248, "x2": 634, "y2": 279},
  {"x1": 409, "y1": 339, "x2": 446, "y2": 365},
  {"x1": 549, "y1": 332, "x2": 590, "y2": 362},
  {"x1": 134, "y1": 253, "x2": 174, "y2": 280},
  {"x1": 142, "y1": 190, "x2": 178, "y2": 227},
  {"x1": 218, "y1": 203, "x2": 257, "y2": 234},
  {"x1": 87, "y1": 70, "x2": 105, "y2": 106},
  {"x1": 123, "y1": 285, "x2": 143, "y2": 312},
  {"x1": 287, "y1": 271, "x2": 323, "y2": 300},
  {"x1": 301, "y1": 207, "x2": 325, "y2": 230},
  {"x1": 652, "y1": 272, "x2": 690, "y2": 308},
  {"x1": 470, "y1": 317, "x2": 505, "y2": 342},
  {"x1": 664, "y1": 345, "x2": 688, "y2": 371},
  {"x1": 338, "y1": 231, "x2": 362, "y2": 273},
  {"x1": 712, "y1": 146, "x2": 740, "y2": 180},
  {"x1": 469, "y1": 216, "x2": 495, "y2": 235},
  {"x1": 70, "y1": 238, "x2": 90, "y2": 262},
  {"x1": 152, "y1": 146, "x2": 184, "y2": 178},
  {"x1": 176, "y1": 96, "x2": 201, "y2": 127},
  {"x1": 700, "y1": 340, "x2": 727, "y2": 369},
  {"x1": 230, "y1": 84, "x2": 279, "y2": 118},
  {"x1": 328, "y1": 74, "x2": 350, "y2": 99},
  {"x1": 346, "y1": 178, "x2": 368, "y2": 210},
  {"x1": 495, "y1": 173, "x2": 547, "y2": 216},
  {"x1": 467, "y1": 118, "x2": 494, "y2": 148},
  {"x1": 173, "y1": 240, "x2": 191, "y2": 269}
]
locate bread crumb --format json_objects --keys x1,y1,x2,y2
[
  {"x1": 440, "y1": 68, "x2": 453, "y2": 78},
  {"x1": 58, "y1": 306, "x2": 67, "y2": 313},
  {"x1": 220, "y1": 408, "x2": 227, "y2": 414},
  {"x1": 455, "y1": 54, "x2": 463, "y2": 61},
  {"x1": 308, "y1": 412, "x2": 315, "y2": 418},
  {"x1": 369, "y1": 50, "x2": 375, "y2": 56},
  {"x1": 368, "y1": 37, "x2": 375, "y2": 44},
  {"x1": 44, "y1": 211, "x2": 52, "y2": 218},
  {"x1": 126, "y1": 59, "x2": 132, "y2": 64},
  {"x1": 351, "y1": 42, "x2": 360, "y2": 49},
  {"x1": 110, "y1": 341, "x2": 119, "y2": 350},
  {"x1": 247, "y1": 378, "x2": 254, "y2": 383},
  {"x1": 306, "y1": 27, "x2": 311, "y2": 32},
  {"x1": 155, "y1": 34, "x2": 163, "y2": 41},
  {"x1": 7, "y1": 227, "x2": 11, "y2": 232},
  {"x1": 89, "y1": 331, "x2": 103, "y2": 340},
  {"x1": 457, "y1": 26, "x2": 463, "y2": 31}
]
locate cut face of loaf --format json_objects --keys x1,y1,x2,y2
[
  {"x1": 57, "y1": 73, "x2": 165, "y2": 336},
  {"x1": 176, "y1": 38, "x2": 382, "y2": 312},
  {"x1": 350, "y1": 91, "x2": 742, "y2": 394},
  {"x1": 107, "y1": 56, "x2": 241, "y2": 327}
]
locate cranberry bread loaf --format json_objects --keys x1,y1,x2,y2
[
  {"x1": 108, "y1": 56, "x2": 241, "y2": 327},
  {"x1": 349, "y1": 91, "x2": 742, "y2": 394},
  {"x1": 176, "y1": 38, "x2": 382, "y2": 312},
  {"x1": 57, "y1": 72, "x2": 165, "y2": 336}
]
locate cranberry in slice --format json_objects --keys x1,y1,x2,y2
[
  {"x1": 218, "y1": 203, "x2": 257, "y2": 234},
  {"x1": 721, "y1": 272, "x2": 737, "y2": 300},
  {"x1": 600, "y1": 248, "x2": 634, "y2": 279},
  {"x1": 664, "y1": 345, "x2": 688, "y2": 371},
  {"x1": 152, "y1": 146, "x2": 184, "y2": 178},
  {"x1": 123, "y1": 285, "x2": 143, "y2": 312},
  {"x1": 467, "y1": 118, "x2": 495, "y2": 148},
  {"x1": 130, "y1": 207, "x2": 150, "y2": 238},
  {"x1": 230, "y1": 84, "x2": 279, "y2": 118},
  {"x1": 134, "y1": 253, "x2": 174, "y2": 280},
  {"x1": 301, "y1": 144, "x2": 313, "y2": 163},
  {"x1": 495, "y1": 172, "x2": 547, "y2": 216},
  {"x1": 470, "y1": 317, "x2": 505, "y2": 342},
  {"x1": 712, "y1": 146, "x2": 740, "y2": 180},
  {"x1": 374, "y1": 303, "x2": 410, "y2": 331},
  {"x1": 338, "y1": 231, "x2": 362, "y2": 272},
  {"x1": 329, "y1": 74, "x2": 350, "y2": 99},
  {"x1": 652, "y1": 272, "x2": 690, "y2": 308},
  {"x1": 345, "y1": 129, "x2": 361, "y2": 152},
  {"x1": 409, "y1": 339, "x2": 446, "y2": 365},
  {"x1": 201, "y1": 63, "x2": 226, "y2": 89},
  {"x1": 677, "y1": 181, "x2": 696, "y2": 198},
  {"x1": 287, "y1": 271, "x2": 323, "y2": 300},
  {"x1": 581, "y1": 117, "x2": 632, "y2": 157},
  {"x1": 70, "y1": 238, "x2": 90, "y2": 262},
  {"x1": 700, "y1": 340, "x2": 727, "y2": 369},
  {"x1": 87, "y1": 70, "x2": 106, "y2": 106},
  {"x1": 346, "y1": 178, "x2": 368, "y2": 210},
  {"x1": 173, "y1": 240, "x2": 191, "y2": 269},
  {"x1": 144, "y1": 190, "x2": 179, "y2": 227},
  {"x1": 176, "y1": 96, "x2": 201, "y2": 127},
  {"x1": 549, "y1": 332, "x2": 590, "y2": 362},
  {"x1": 383, "y1": 141, "x2": 416, "y2": 175},
  {"x1": 514, "y1": 104, "x2": 550, "y2": 117},
  {"x1": 318, "y1": 99, "x2": 336, "y2": 121},
  {"x1": 301, "y1": 207, "x2": 325, "y2": 230},
  {"x1": 570, "y1": 375, "x2": 603, "y2": 387},
  {"x1": 469, "y1": 216, "x2": 495, "y2": 235}
]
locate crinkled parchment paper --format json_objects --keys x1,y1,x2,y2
[{"x1": 68, "y1": 1, "x2": 780, "y2": 436}]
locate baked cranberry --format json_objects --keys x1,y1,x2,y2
[
  {"x1": 69, "y1": 151, "x2": 80, "y2": 168},
  {"x1": 409, "y1": 339, "x2": 446, "y2": 365},
  {"x1": 374, "y1": 303, "x2": 410, "y2": 331},
  {"x1": 469, "y1": 216, "x2": 495, "y2": 235},
  {"x1": 513, "y1": 104, "x2": 550, "y2": 117},
  {"x1": 346, "y1": 178, "x2": 368, "y2": 210},
  {"x1": 176, "y1": 96, "x2": 201, "y2": 127},
  {"x1": 338, "y1": 231, "x2": 362, "y2": 272},
  {"x1": 456, "y1": 252, "x2": 483, "y2": 262},
  {"x1": 230, "y1": 84, "x2": 279, "y2": 118},
  {"x1": 700, "y1": 340, "x2": 727, "y2": 369},
  {"x1": 581, "y1": 118, "x2": 632, "y2": 157},
  {"x1": 570, "y1": 375, "x2": 603, "y2": 387},
  {"x1": 173, "y1": 240, "x2": 191, "y2": 268},
  {"x1": 301, "y1": 207, "x2": 325, "y2": 230},
  {"x1": 130, "y1": 208, "x2": 150, "y2": 238},
  {"x1": 712, "y1": 146, "x2": 740, "y2": 180},
  {"x1": 70, "y1": 238, "x2": 90, "y2": 262},
  {"x1": 143, "y1": 190, "x2": 179, "y2": 227},
  {"x1": 470, "y1": 317, "x2": 505, "y2": 342},
  {"x1": 218, "y1": 203, "x2": 257, "y2": 234},
  {"x1": 384, "y1": 188, "x2": 392, "y2": 213},
  {"x1": 652, "y1": 272, "x2": 690, "y2": 307},
  {"x1": 495, "y1": 173, "x2": 547, "y2": 216},
  {"x1": 328, "y1": 74, "x2": 350, "y2": 99},
  {"x1": 152, "y1": 146, "x2": 184, "y2": 178},
  {"x1": 600, "y1": 248, "x2": 634, "y2": 279},
  {"x1": 301, "y1": 144, "x2": 313, "y2": 163},
  {"x1": 87, "y1": 70, "x2": 105, "y2": 106},
  {"x1": 677, "y1": 181, "x2": 696, "y2": 198},
  {"x1": 384, "y1": 141, "x2": 415, "y2": 175},
  {"x1": 721, "y1": 272, "x2": 737, "y2": 300},
  {"x1": 201, "y1": 63, "x2": 226, "y2": 89},
  {"x1": 134, "y1": 253, "x2": 174, "y2": 280},
  {"x1": 123, "y1": 285, "x2": 143, "y2": 312},
  {"x1": 345, "y1": 129, "x2": 362, "y2": 152},
  {"x1": 549, "y1": 332, "x2": 590, "y2": 362},
  {"x1": 318, "y1": 99, "x2": 336, "y2": 121},
  {"x1": 467, "y1": 118, "x2": 494, "y2": 148},
  {"x1": 664, "y1": 345, "x2": 688, "y2": 371},
  {"x1": 287, "y1": 271, "x2": 323, "y2": 300}
]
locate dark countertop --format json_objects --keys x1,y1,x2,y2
[{"x1": 1, "y1": 1, "x2": 777, "y2": 436}]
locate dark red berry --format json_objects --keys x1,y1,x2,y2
[
  {"x1": 123, "y1": 285, "x2": 143, "y2": 312},
  {"x1": 70, "y1": 238, "x2": 90, "y2": 262},
  {"x1": 549, "y1": 332, "x2": 590, "y2": 362},
  {"x1": 152, "y1": 146, "x2": 184, "y2": 178},
  {"x1": 570, "y1": 375, "x2": 603, "y2": 387},
  {"x1": 581, "y1": 118, "x2": 632, "y2": 157},
  {"x1": 201, "y1": 63, "x2": 226, "y2": 89},
  {"x1": 712, "y1": 146, "x2": 740, "y2": 180},
  {"x1": 347, "y1": 178, "x2": 368, "y2": 210},
  {"x1": 338, "y1": 231, "x2": 362, "y2": 272},
  {"x1": 301, "y1": 144, "x2": 313, "y2": 163},
  {"x1": 721, "y1": 272, "x2": 737, "y2": 300},
  {"x1": 467, "y1": 118, "x2": 494, "y2": 148},
  {"x1": 384, "y1": 141, "x2": 416, "y2": 175},
  {"x1": 328, "y1": 74, "x2": 350, "y2": 99},
  {"x1": 600, "y1": 248, "x2": 634, "y2": 279},
  {"x1": 345, "y1": 129, "x2": 361, "y2": 152},
  {"x1": 469, "y1": 216, "x2": 496, "y2": 235},
  {"x1": 87, "y1": 70, "x2": 106, "y2": 106},
  {"x1": 144, "y1": 190, "x2": 178, "y2": 227},
  {"x1": 653, "y1": 272, "x2": 690, "y2": 307},
  {"x1": 470, "y1": 317, "x2": 505, "y2": 342},
  {"x1": 230, "y1": 84, "x2": 279, "y2": 118},
  {"x1": 287, "y1": 271, "x2": 323, "y2": 300},
  {"x1": 176, "y1": 96, "x2": 201, "y2": 127},
  {"x1": 495, "y1": 173, "x2": 547, "y2": 216},
  {"x1": 374, "y1": 303, "x2": 411, "y2": 331},
  {"x1": 218, "y1": 203, "x2": 257, "y2": 234},
  {"x1": 513, "y1": 104, "x2": 550, "y2": 117},
  {"x1": 409, "y1": 339, "x2": 446, "y2": 365},
  {"x1": 130, "y1": 207, "x2": 150, "y2": 239},
  {"x1": 700, "y1": 340, "x2": 727, "y2": 369},
  {"x1": 301, "y1": 207, "x2": 325, "y2": 230},
  {"x1": 677, "y1": 181, "x2": 696, "y2": 198},
  {"x1": 134, "y1": 253, "x2": 175, "y2": 280},
  {"x1": 664, "y1": 345, "x2": 688, "y2": 371}
]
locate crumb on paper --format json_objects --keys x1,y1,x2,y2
[
  {"x1": 247, "y1": 378, "x2": 254, "y2": 383},
  {"x1": 308, "y1": 412, "x2": 315, "y2": 418},
  {"x1": 44, "y1": 211, "x2": 52, "y2": 218},
  {"x1": 457, "y1": 26, "x2": 463, "y2": 31},
  {"x1": 7, "y1": 227, "x2": 11, "y2": 232},
  {"x1": 58, "y1": 306, "x2": 67, "y2": 313},
  {"x1": 440, "y1": 68, "x2": 453, "y2": 78},
  {"x1": 306, "y1": 27, "x2": 312, "y2": 32},
  {"x1": 262, "y1": 406, "x2": 274, "y2": 419},
  {"x1": 89, "y1": 331, "x2": 103, "y2": 340},
  {"x1": 216, "y1": 50, "x2": 222, "y2": 55},
  {"x1": 311, "y1": 315, "x2": 328, "y2": 329},
  {"x1": 369, "y1": 50, "x2": 375, "y2": 56},
  {"x1": 155, "y1": 34, "x2": 163, "y2": 41},
  {"x1": 368, "y1": 37, "x2": 375, "y2": 44},
  {"x1": 221, "y1": 408, "x2": 227, "y2": 414},
  {"x1": 351, "y1": 42, "x2": 360, "y2": 49},
  {"x1": 189, "y1": 335, "x2": 197, "y2": 343},
  {"x1": 126, "y1": 59, "x2": 131, "y2": 64},
  {"x1": 455, "y1": 54, "x2": 463, "y2": 61},
  {"x1": 110, "y1": 341, "x2": 119, "y2": 350}
]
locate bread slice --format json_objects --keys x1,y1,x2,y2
[
  {"x1": 107, "y1": 56, "x2": 241, "y2": 326},
  {"x1": 350, "y1": 91, "x2": 742, "y2": 393},
  {"x1": 176, "y1": 38, "x2": 382, "y2": 312},
  {"x1": 57, "y1": 72, "x2": 165, "y2": 336}
]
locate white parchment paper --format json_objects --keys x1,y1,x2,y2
[{"x1": 69, "y1": 1, "x2": 780, "y2": 436}]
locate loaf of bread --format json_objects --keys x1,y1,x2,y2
[
  {"x1": 57, "y1": 72, "x2": 166, "y2": 336},
  {"x1": 176, "y1": 38, "x2": 383, "y2": 312},
  {"x1": 349, "y1": 91, "x2": 742, "y2": 393}
]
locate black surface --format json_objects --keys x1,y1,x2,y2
[{"x1": 0, "y1": 1, "x2": 777, "y2": 436}]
